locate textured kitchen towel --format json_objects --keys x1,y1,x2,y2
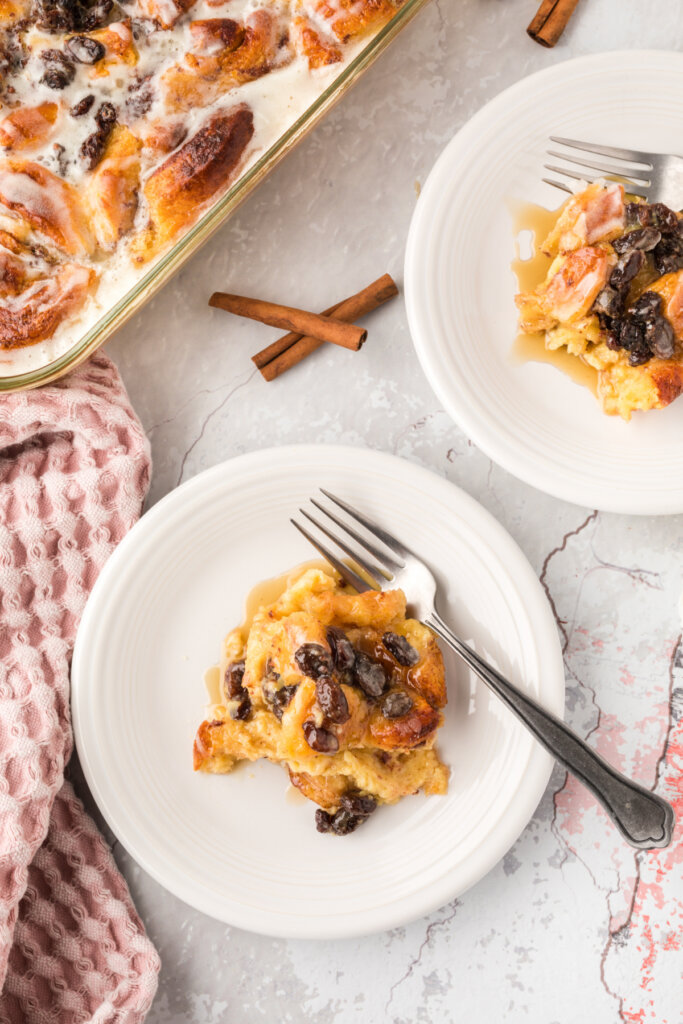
[{"x1": 0, "y1": 353, "x2": 159, "y2": 1023}]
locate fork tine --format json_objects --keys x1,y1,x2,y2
[
  {"x1": 310, "y1": 498, "x2": 402, "y2": 575},
  {"x1": 549, "y1": 136, "x2": 653, "y2": 168},
  {"x1": 543, "y1": 177, "x2": 573, "y2": 195},
  {"x1": 546, "y1": 149, "x2": 651, "y2": 185},
  {"x1": 300, "y1": 509, "x2": 386, "y2": 587},
  {"x1": 543, "y1": 163, "x2": 649, "y2": 199},
  {"x1": 290, "y1": 519, "x2": 372, "y2": 593},
  {"x1": 319, "y1": 489, "x2": 410, "y2": 559}
]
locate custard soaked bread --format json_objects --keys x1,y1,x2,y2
[
  {"x1": 194, "y1": 567, "x2": 449, "y2": 835},
  {"x1": 515, "y1": 182, "x2": 683, "y2": 418}
]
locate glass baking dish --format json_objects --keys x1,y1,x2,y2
[{"x1": 1, "y1": 0, "x2": 430, "y2": 392}]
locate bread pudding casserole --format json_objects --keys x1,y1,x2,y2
[
  {"x1": 515, "y1": 182, "x2": 683, "y2": 419},
  {"x1": 0, "y1": 0, "x2": 404, "y2": 373},
  {"x1": 194, "y1": 566, "x2": 449, "y2": 835}
]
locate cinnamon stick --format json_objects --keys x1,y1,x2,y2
[
  {"x1": 527, "y1": 0, "x2": 580, "y2": 47},
  {"x1": 252, "y1": 300, "x2": 340, "y2": 369},
  {"x1": 257, "y1": 274, "x2": 398, "y2": 382},
  {"x1": 209, "y1": 292, "x2": 367, "y2": 351}
]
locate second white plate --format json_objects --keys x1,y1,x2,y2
[
  {"x1": 405, "y1": 50, "x2": 683, "y2": 515},
  {"x1": 72, "y1": 445, "x2": 564, "y2": 938}
]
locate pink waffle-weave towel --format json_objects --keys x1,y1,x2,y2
[{"x1": 0, "y1": 353, "x2": 160, "y2": 1023}]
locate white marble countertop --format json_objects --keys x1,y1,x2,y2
[{"x1": 77, "y1": 1, "x2": 683, "y2": 1019}]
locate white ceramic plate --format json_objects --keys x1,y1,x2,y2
[
  {"x1": 405, "y1": 50, "x2": 683, "y2": 515},
  {"x1": 72, "y1": 445, "x2": 564, "y2": 938}
]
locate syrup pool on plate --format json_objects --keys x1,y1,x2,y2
[{"x1": 509, "y1": 199, "x2": 598, "y2": 396}]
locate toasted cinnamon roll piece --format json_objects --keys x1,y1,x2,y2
[
  {"x1": 139, "y1": 0, "x2": 196, "y2": 29},
  {"x1": 0, "y1": 231, "x2": 29, "y2": 296},
  {"x1": 0, "y1": 257, "x2": 97, "y2": 349},
  {"x1": 85, "y1": 19, "x2": 139, "y2": 77},
  {"x1": 292, "y1": 16, "x2": 342, "y2": 68},
  {"x1": 312, "y1": 0, "x2": 398, "y2": 43},
  {"x1": 161, "y1": 9, "x2": 286, "y2": 113},
  {"x1": 132, "y1": 104, "x2": 253, "y2": 262},
  {"x1": 139, "y1": 119, "x2": 188, "y2": 155},
  {"x1": 0, "y1": 159, "x2": 94, "y2": 257},
  {"x1": 0, "y1": 103, "x2": 59, "y2": 152},
  {"x1": 86, "y1": 124, "x2": 142, "y2": 252},
  {"x1": 189, "y1": 17, "x2": 244, "y2": 53},
  {"x1": 0, "y1": 0, "x2": 30, "y2": 24}
]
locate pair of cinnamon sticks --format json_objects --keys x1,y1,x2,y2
[
  {"x1": 527, "y1": 0, "x2": 581, "y2": 47},
  {"x1": 209, "y1": 273, "x2": 398, "y2": 381}
]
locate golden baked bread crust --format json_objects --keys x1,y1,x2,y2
[
  {"x1": 194, "y1": 567, "x2": 449, "y2": 833},
  {"x1": 132, "y1": 105, "x2": 254, "y2": 261}
]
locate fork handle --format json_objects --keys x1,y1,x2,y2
[{"x1": 427, "y1": 612, "x2": 674, "y2": 850}]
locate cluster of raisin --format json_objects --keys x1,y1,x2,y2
[
  {"x1": 34, "y1": 0, "x2": 114, "y2": 34},
  {"x1": 593, "y1": 202, "x2": 682, "y2": 366},
  {"x1": 294, "y1": 628, "x2": 418, "y2": 756}
]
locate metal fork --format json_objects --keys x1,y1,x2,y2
[
  {"x1": 543, "y1": 135, "x2": 683, "y2": 207},
  {"x1": 292, "y1": 490, "x2": 674, "y2": 851}
]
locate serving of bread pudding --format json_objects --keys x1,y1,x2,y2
[
  {"x1": 194, "y1": 566, "x2": 449, "y2": 835},
  {"x1": 515, "y1": 182, "x2": 683, "y2": 418}
]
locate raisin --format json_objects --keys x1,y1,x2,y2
[
  {"x1": 223, "y1": 660, "x2": 245, "y2": 699},
  {"x1": 612, "y1": 227, "x2": 661, "y2": 254},
  {"x1": 130, "y1": 17, "x2": 159, "y2": 39},
  {"x1": 339, "y1": 792, "x2": 377, "y2": 817},
  {"x1": 593, "y1": 286, "x2": 623, "y2": 318},
  {"x1": 315, "y1": 808, "x2": 334, "y2": 833},
  {"x1": 262, "y1": 681, "x2": 298, "y2": 722},
  {"x1": 326, "y1": 626, "x2": 355, "y2": 673},
  {"x1": 629, "y1": 291, "x2": 662, "y2": 320},
  {"x1": 382, "y1": 631, "x2": 420, "y2": 667},
  {"x1": 79, "y1": 102, "x2": 116, "y2": 169},
  {"x1": 648, "y1": 203, "x2": 680, "y2": 234},
  {"x1": 624, "y1": 202, "x2": 647, "y2": 229},
  {"x1": 315, "y1": 807, "x2": 365, "y2": 835},
  {"x1": 35, "y1": 0, "x2": 86, "y2": 33},
  {"x1": 125, "y1": 74, "x2": 154, "y2": 119},
  {"x1": 80, "y1": 0, "x2": 113, "y2": 29},
  {"x1": 380, "y1": 691, "x2": 414, "y2": 718},
  {"x1": 70, "y1": 93, "x2": 95, "y2": 116},
  {"x1": 223, "y1": 659, "x2": 251, "y2": 719},
  {"x1": 95, "y1": 101, "x2": 116, "y2": 128},
  {"x1": 352, "y1": 651, "x2": 387, "y2": 697},
  {"x1": 40, "y1": 48, "x2": 76, "y2": 88},
  {"x1": 65, "y1": 34, "x2": 105, "y2": 63},
  {"x1": 53, "y1": 142, "x2": 68, "y2": 175},
  {"x1": 619, "y1": 319, "x2": 645, "y2": 353},
  {"x1": 40, "y1": 47, "x2": 74, "y2": 68},
  {"x1": 294, "y1": 643, "x2": 333, "y2": 680},
  {"x1": 609, "y1": 250, "x2": 644, "y2": 290},
  {"x1": 628, "y1": 345, "x2": 651, "y2": 367},
  {"x1": 315, "y1": 676, "x2": 350, "y2": 724},
  {"x1": 329, "y1": 809, "x2": 364, "y2": 835},
  {"x1": 648, "y1": 317, "x2": 675, "y2": 359},
  {"x1": 41, "y1": 67, "x2": 71, "y2": 89},
  {"x1": 229, "y1": 690, "x2": 251, "y2": 721},
  {"x1": 302, "y1": 721, "x2": 338, "y2": 754},
  {"x1": 654, "y1": 240, "x2": 683, "y2": 276}
]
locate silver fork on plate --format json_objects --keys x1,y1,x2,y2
[
  {"x1": 292, "y1": 491, "x2": 674, "y2": 851},
  {"x1": 543, "y1": 135, "x2": 683, "y2": 207}
]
